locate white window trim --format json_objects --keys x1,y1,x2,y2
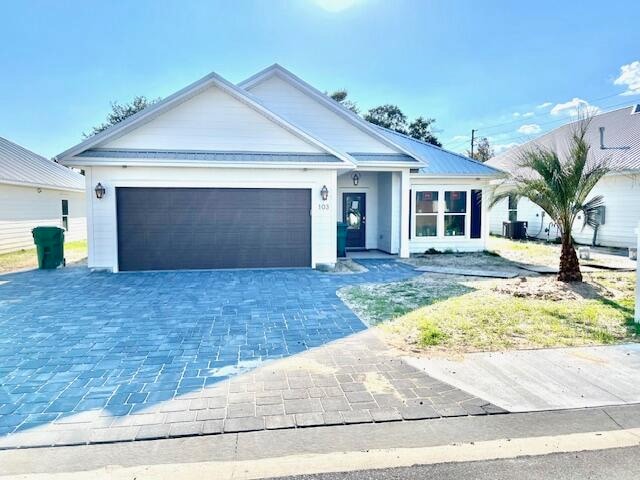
[
  {"x1": 508, "y1": 194, "x2": 518, "y2": 222},
  {"x1": 414, "y1": 191, "x2": 439, "y2": 237},
  {"x1": 412, "y1": 186, "x2": 478, "y2": 241}
]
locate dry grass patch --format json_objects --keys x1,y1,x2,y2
[
  {"x1": 0, "y1": 240, "x2": 87, "y2": 274},
  {"x1": 341, "y1": 264, "x2": 637, "y2": 354}
]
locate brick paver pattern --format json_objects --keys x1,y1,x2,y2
[{"x1": 0, "y1": 260, "x2": 504, "y2": 448}]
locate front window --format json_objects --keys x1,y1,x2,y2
[
  {"x1": 444, "y1": 191, "x2": 466, "y2": 236},
  {"x1": 61, "y1": 199, "x2": 69, "y2": 231},
  {"x1": 508, "y1": 194, "x2": 518, "y2": 222},
  {"x1": 415, "y1": 191, "x2": 438, "y2": 236}
]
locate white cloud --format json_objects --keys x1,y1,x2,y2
[
  {"x1": 522, "y1": 111, "x2": 534, "y2": 118},
  {"x1": 451, "y1": 135, "x2": 469, "y2": 142},
  {"x1": 512, "y1": 112, "x2": 521, "y2": 117},
  {"x1": 517, "y1": 124, "x2": 542, "y2": 135},
  {"x1": 614, "y1": 61, "x2": 640, "y2": 96},
  {"x1": 314, "y1": 0, "x2": 363, "y2": 12},
  {"x1": 537, "y1": 102, "x2": 553, "y2": 109},
  {"x1": 494, "y1": 142, "x2": 520, "y2": 154},
  {"x1": 550, "y1": 98, "x2": 601, "y2": 117}
]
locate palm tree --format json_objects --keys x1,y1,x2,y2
[{"x1": 492, "y1": 120, "x2": 609, "y2": 282}]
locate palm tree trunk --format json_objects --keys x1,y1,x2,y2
[{"x1": 558, "y1": 234, "x2": 582, "y2": 282}]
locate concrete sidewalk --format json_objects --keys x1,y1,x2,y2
[
  {"x1": 2, "y1": 403, "x2": 640, "y2": 478},
  {"x1": 405, "y1": 344, "x2": 640, "y2": 412}
]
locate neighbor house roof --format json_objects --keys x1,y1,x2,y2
[
  {"x1": 486, "y1": 105, "x2": 640, "y2": 175},
  {"x1": 375, "y1": 127, "x2": 502, "y2": 176},
  {"x1": 0, "y1": 136, "x2": 84, "y2": 191}
]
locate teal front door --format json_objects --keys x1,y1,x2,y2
[{"x1": 343, "y1": 192, "x2": 366, "y2": 249}]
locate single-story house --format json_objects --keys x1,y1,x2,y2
[
  {"x1": 0, "y1": 136, "x2": 86, "y2": 253},
  {"x1": 56, "y1": 64, "x2": 501, "y2": 272},
  {"x1": 487, "y1": 105, "x2": 640, "y2": 249}
]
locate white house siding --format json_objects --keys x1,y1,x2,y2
[
  {"x1": 246, "y1": 76, "x2": 398, "y2": 154},
  {"x1": 490, "y1": 173, "x2": 640, "y2": 248},
  {"x1": 409, "y1": 177, "x2": 491, "y2": 253},
  {"x1": 0, "y1": 183, "x2": 86, "y2": 253},
  {"x1": 100, "y1": 85, "x2": 322, "y2": 153},
  {"x1": 85, "y1": 166, "x2": 336, "y2": 271},
  {"x1": 377, "y1": 172, "x2": 393, "y2": 253}
]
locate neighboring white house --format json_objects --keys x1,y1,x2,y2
[
  {"x1": 0, "y1": 137, "x2": 86, "y2": 254},
  {"x1": 487, "y1": 105, "x2": 640, "y2": 249},
  {"x1": 56, "y1": 64, "x2": 501, "y2": 272}
]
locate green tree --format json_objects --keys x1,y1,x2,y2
[
  {"x1": 364, "y1": 104, "x2": 408, "y2": 133},
  {"x1": 84, "y1": 96, "x2": 160, "y2": 138},
  {"x1": 328, "y1": 89, "x2": 359, "y2": 114},
  {"x1": 490, "y1": 121, "x2": 608, "y2": 282},
  {"x1": 408, "y1": 117, "x2": 442, "y2": 147},
  {"x1": 467, "y1": 137, "x2": 494, "y2": 162}
]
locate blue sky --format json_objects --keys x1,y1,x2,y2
[{"x1": 1, "y1": 0, "x2": 639, "y2": 158}]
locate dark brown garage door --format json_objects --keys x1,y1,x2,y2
[{"x1": 116, "y1": 187, "x2": 311, "y2": 271}]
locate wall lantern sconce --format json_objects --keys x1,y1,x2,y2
[
  {"x1": 352, "y1": 172, "x2": 360, "y2": 186},
  {"x1": 94, "y1": 182, "x2": 106, "y2": 199},
  {"x1": 320, "y1": 185, "x2": 329, "y2": 201}
]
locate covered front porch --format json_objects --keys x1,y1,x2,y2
[{"x1": 337, "y1": 169, "x2": 411, "y2": 258}]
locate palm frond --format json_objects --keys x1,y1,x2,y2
[{"x1": 579, "y1": 195, "x2": 605, "y2": 229}]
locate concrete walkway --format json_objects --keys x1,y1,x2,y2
[
  {"x1": 405, "y1": 344, "x2": 640, "y2": 412},
  {"x1": 2, "y1": 403, "x2": 640, "y2": 478}
]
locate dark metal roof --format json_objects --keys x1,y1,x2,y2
[
  {"x1": 78, "y1": 149, "x2": 343, "y2": 163},
  {"x1": 0, "y1": 136, "x2": 84, "y2": 190}
]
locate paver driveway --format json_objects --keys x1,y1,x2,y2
[
  {"x1": 0, "y1": 261, "x2": 415, "y2": 432},
  {"x1": 0, "y1": 260, "x2": 502, "y2": 448}
]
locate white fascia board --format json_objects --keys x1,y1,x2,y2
[
  {"x1": 60, "y1": 158, "x2": 344, "y2": 170},
  {"x1": 238, "y1": 64, "x2": 423, "y2": 162},
  {"x1": 411, "y1": 173, "x2": 503, "y2": 180},
  {"x1": 0, "y1": 178, "x2": 85, "y2": 192},
  {"x1": 354, "y1": 162, "x2": 422, "y2": 169},
  {"x1": 55, "y1": 70, "x2": 356, "y2": 168}
]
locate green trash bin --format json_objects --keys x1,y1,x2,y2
[
  {"x1": 337, "y1": 222, "x2": 348, "y2": 258},
  {"x1": 32, "y1": 226, "x2": 65, "y2": 269}
]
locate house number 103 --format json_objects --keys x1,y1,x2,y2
[{"x1": 318, "y1": 203, "x2": 330, "y2": 211}]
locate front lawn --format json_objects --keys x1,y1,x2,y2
[
  {"x1": 340, "y1": 268, "x2": 637, "y2": 353},
  {"x1": 0, "y1": 239, "x2": 87, "y2": 274}
]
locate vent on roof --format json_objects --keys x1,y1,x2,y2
[{"x1": 633, "y1": 104, "x2": 640, "y2": 114}]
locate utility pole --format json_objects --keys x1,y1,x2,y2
[{"x1": 470, "y1": 129, "x2": 476, "y2": 159}]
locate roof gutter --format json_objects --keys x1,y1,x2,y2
[
  {"x1": 60, "y1": 158, "x2": 348, "y2": 170},
  {"x1": 0, "y1": 178, "x2": 85, "y2": 192}
]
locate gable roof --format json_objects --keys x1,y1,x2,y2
[
  {"x1": 55, "y1": 70, "x2": 355, "y2": 167},
  {"x1": 238, "y1": 64, "x2": 423, "y2": 164},
  {"x1": 375, "y1": 126, "x2": 502, "y2": 176},
  {"x1": 0, "y1": 136, "x2": 84, "y2": 191},
  {"x1": 486, "y1": 105, "x2": 640, "y2": 175}
]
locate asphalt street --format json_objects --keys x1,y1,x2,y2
[{"x1": 269, "y1": 446, "x2": 640, "y2": 480}]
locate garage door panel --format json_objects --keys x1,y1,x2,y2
[{"x1": 116, "y1": 187, "x2": 311, "y2": 271}]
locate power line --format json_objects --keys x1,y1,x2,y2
[
  {"x1": 445, "y1": 97, "x2": 638, "y2": 150},
  {"x1": 475, "y1": 91, "x2": 628, "y2": 133}
]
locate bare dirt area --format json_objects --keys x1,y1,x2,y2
[{"x1": 401, "y1": 251, "x2": 526, "y2": 275}]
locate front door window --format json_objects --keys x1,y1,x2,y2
[{"x1": 343, "y1": 192, "x2": 366, "y2": 249}]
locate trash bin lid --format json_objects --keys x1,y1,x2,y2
[{"x1": 32, "y1": 226, "x2": 65, "y2": 242}]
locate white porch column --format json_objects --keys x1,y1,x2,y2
[
  {"x1": 635, "y1": 222, "x2": 639, "y2": 323},
  {"x1": 399, "y1": 168, "x2": 410, "y2": 258}
]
